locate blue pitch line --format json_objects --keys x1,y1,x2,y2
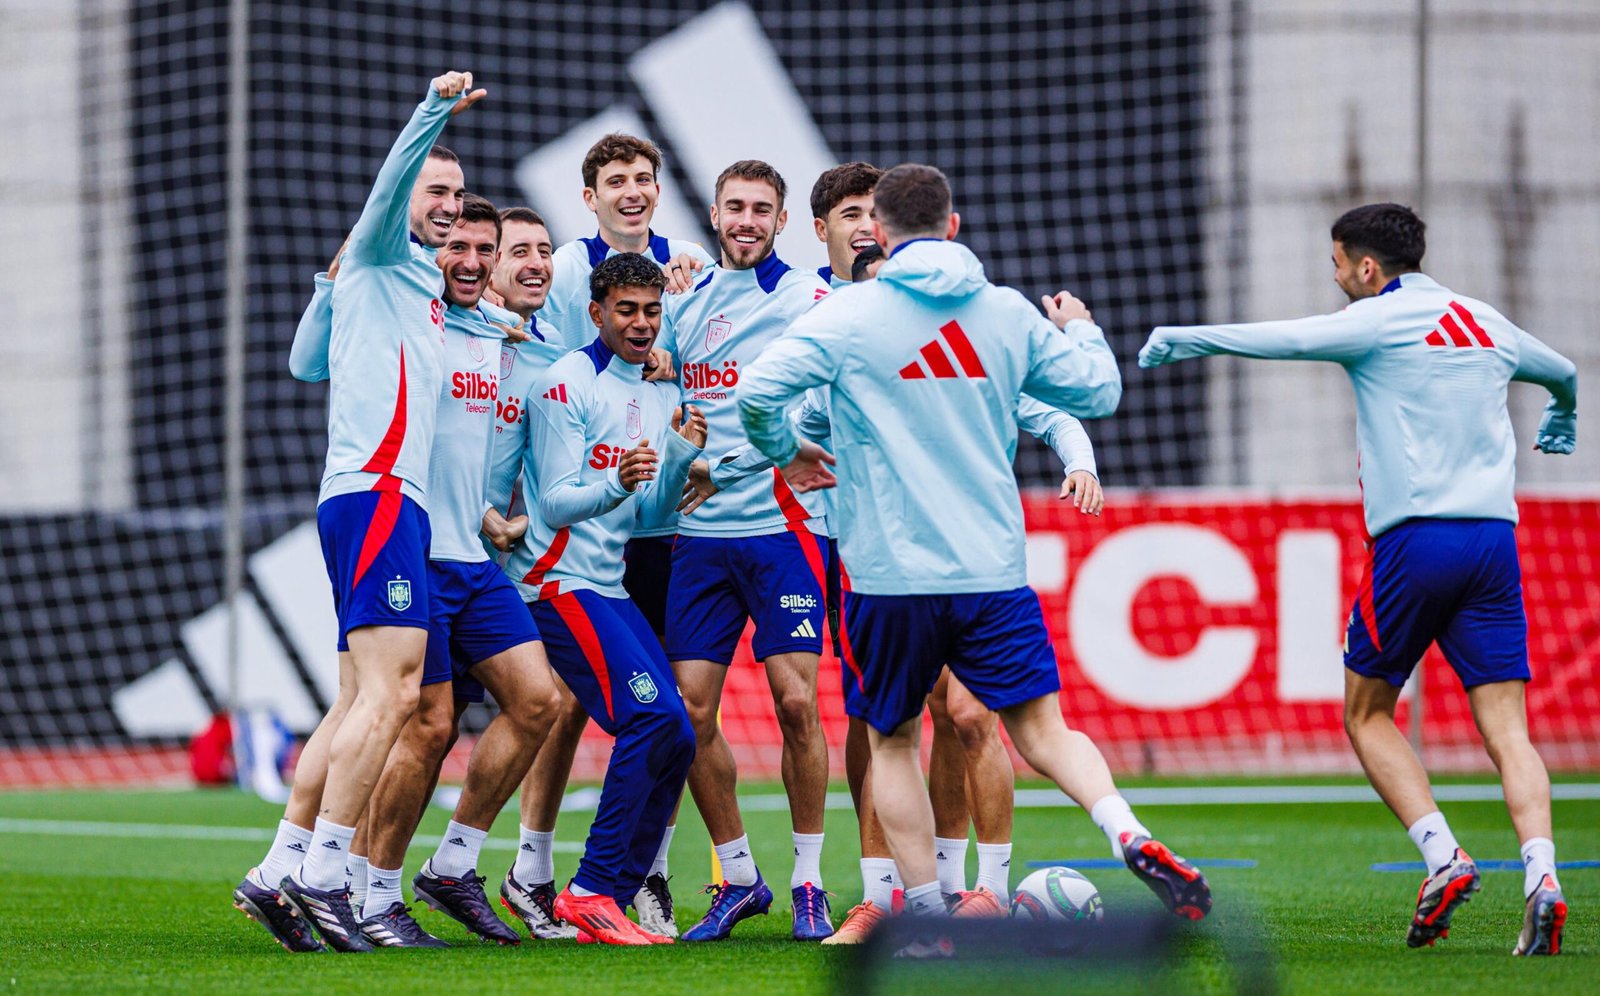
[
  {"x1": 1026, "y1": 858, "x2": 1257, "y2": 870},
  {"x1": 1370, "y1": 859, "x2": 1600, "y2": 873}
]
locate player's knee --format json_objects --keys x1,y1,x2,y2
[
  {"x1": 684, "y1": 696, "x2": 721, "y2": 739},
  {"x1": 387, "y1": 679, "x2": 422, "y2": 723},
  {"x1": 507, "y1": 683, "x2": 559, "y2": 735},
  {"x1": 411, "y1": 695, "x2": 456, "y2": 757},
  {"x1": 773, "y1": 688, "x2": 819, "y2": 737},
  {"x1": 949, "y1": 699, "x2": 997, "y2": 752}
]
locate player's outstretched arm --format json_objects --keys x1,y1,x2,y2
[
  {"x1": 738, "y1": 309, "x2": 845, "y2": 466},
  {"x1": 346, "y1": 71, "x2": 483, "y2": 269},
  {"x1": 1513, "y1": 329, "x2": 1579, "y2": 454},
  {"x1": 1139, "y1": 310, "x2": 1377, "y2": 369}
]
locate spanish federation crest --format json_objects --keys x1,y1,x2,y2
[
  {"x1": 467, "y1": 336, "x2": 485, "y2": 362},
  {"x1": 386, "y1": 578, "x2": 412, "y2": 612},
  {"x1": 500, "y1": 345, "x2": 516, "y2": 380},
  {"x1": 626, "y1": 400, "x2": 642, "y2": 439},
  {"x1": 628, "y1": 672, "x2": 658, "y2": 704},
  {"x1": 705, "y1": 317, "x2": 732, "y2": 351}
]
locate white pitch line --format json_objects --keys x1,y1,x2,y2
[{"x1": 0, "y1": 817, "x2": 583, "y2": 852}]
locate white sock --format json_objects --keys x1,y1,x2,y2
[
  {"x1": 363, "y1": 863, "x2": 403, "y2": 919},
  {"x1": 347, "y1": 854, "x2": 369, "y2": 909},
  {"x1": 903, "y1": 881, "x2": 947, "y2": 918},
  {"x1": 933, "y1": 836, "x2": 968, "y2": 896},
  {"x1": 861, "y1": 858, "x2": 897, "y2": 907},
  {"x1": 431, "y1": 820, "x2": 489, "y2": 878},
  {"x1": 714, "y1": 835, "x2": 758, "y2": 886},
  {"x1": 792, "y1": 832, "x2": 825, "y2": 888},
  {"x1": 1521, "y1": 837, "x2": 1558, "y2": 897},
  {"x1": 1406, "y1": 811, "x2": 1459, "y2": 873},
  {"x1": 258, "y1": 819, "x2": 312, "y2": 885},
  {"x1": 651, "y1": 825, "x2": 675, "y2": 878},
  {"x1": 568, "y1": 881, "x2": 598, "y2": 898},
  {"x1": 298, "y1": 817, "x2": 356, "y2": 891},
  {"x1": 975, "y1": 842, "x2": 1012, "y2": 900},
  {"x1": 516, "y1": 827, "x2": 556, "y2": 885},
  {"x1": 1089, "y1": 795, "x2": 1150, "y2": 858}
]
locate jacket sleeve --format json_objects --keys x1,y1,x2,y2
[
  {"x1": 1141, "y1": 309, "x2": 1380, "y2": 368},
  {"x1": 636, "y1": 428, "x2": 703, "y2": 532},
  {"x1": 346, "y1": 88, "x2": 460, "y2": 268},
  {"x1": 712, "y1": 389, "x2": 832, "y2": 489},
  {"x1": 528, "y1": 374, "x2": 631, "y2": 528},
  {"x1": 737, "y1": 305, "x2": 848, "y2": 466},
  {"x1": 1019, "y1": 315, "x2": 1123, "y2": 420},
  {"x1": 287, "y1": 272, "x2": 334, "y2": 382},
  {"x1": 1512, "y1": 327, "x2": 1579, "y2": 413},
  {"x1": 1016, "y1": 396, "x2": 1097, "y2": 477}
]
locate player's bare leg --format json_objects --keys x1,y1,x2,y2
[
  {"x1": 765, "y1": 651, "x2": 832, "y2": 938},
  {"x1": 998, "y1": 693, "x2": 1210, "y2": 920},
  {"x1": 926, "y1": 670, "x2": 974, "y2": 904},
  {"x1": 284, "y1": 650, "x2": 358, "y2": 831},
  {"x1": 503, "y1": 676, "x2": 586, "y2": 940},
  {"x1": 1466, "y1": 680, "x2": 1565, "y2": 954},
  {"x1": 677, "y1": 659, "x2": 745, "y2": 845},
  {"x1": 866, "y1": 715, "x2": 942, "y2": 909},
  {"x1": 824, "y1": 716, "x2": 897, "y2": 944},
  {"x1": 943, "y1": 671, "x2": 1014, "y2": 912}
]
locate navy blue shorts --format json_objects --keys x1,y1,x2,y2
[
  {"x1": 1345, "y1": 518, "x2": 1529, "y2": 690},
  {"x1": 317, "y1": 491, "x2": 432, "y2": 651},
  {"x1": 665, "y1": 531, "x2": 831, "y2": 665},
  {"x1": 421, "y1": 560, "x2": 541, "y2": 703},
  {"x1": 531, "y1": 589, "x2": 687, "y2": 735},
  {"x1": 842, "y1": 587, "x2": 1061, "y2": 734},
  {"x1": 622, "y1": 535, "x2": 676, "y2": 639}
]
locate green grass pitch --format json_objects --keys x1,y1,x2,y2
[{"x1": 0, "y1": 777, "x2": 1593, "y2": 993}]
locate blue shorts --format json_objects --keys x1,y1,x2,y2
[
  {"x1": 1345, "y1": 518, "x2": 1530, "y2": 690},
  {"x1": 531, "y1": 589, "x2": 687, "y2": 736},
  {"x1": 665, "y1": 531, "x2": 831, "y2": 665},
  {"x1": 421, "y1": 560, "x2": 541, "y2": 703},
  {"x1": 842, "y1": 587, "x2": 1061, "y2": 734},
  {"x1": 622, "y1": 536, "x2": 676, "y2": 639},
  {"x1": 317, "y1": 491, "x2": 432, "y2": 651}
]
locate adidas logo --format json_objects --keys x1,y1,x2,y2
[
  {"x1": 791, "y1": 618, "x2": 817, "y2": 639},
  {"x1": 1422, "y1": 830, "x2": 1437, "y2": 843},
  {"x1": 936, "y1": 851, "x2": 947, "y2": 859},
  {"x1": 447, "y1": 836, "x2": 467, "y2": 847},
  {"x1": 879, "y1": 874, "x2": 894, "y2": 883},
  {"x1": 735, "y1": 851, "x2": 749, "y2": 859},
  {"x1": 1423, "y1": 301, "x2": 1495, "y2": 348},
  {"x1": 521, "y1": 843, "x2": 537, "y2": 853},
  {"x1": 1002, "y1": 859, "x2": 1010, "y2": 868},
  {"x1": 543, "y1": 384, "x2": 569, "y2": 403},
  {"x1": 321, "y1": 839, "x2": 342, "y2": 850},
  {"x1": 287, "y1": 842, "x2": 307, "y2": 853},
  {"x1": 898, "y1": 320, "x2": 988, "y2": 380},
  {"x1": 813, "y1": 287, "x2": 829, "y2": 301}
]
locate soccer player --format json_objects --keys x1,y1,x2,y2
[
  {"x1": 512, "y1": 253, "x2": 706, "y2": 945},
  {"x1": 350, "y1": 196, "x2": 561, "y2": 948},
  {"x1": 233, "y1": 71, "x2": 484, "y2": 954},
  {"x1": 657, "y1": 160, "x2": 836, "y2": 942},
  {"x1": 1139, "y1": 202, "x2": 1577, "y2": 954},
  {"x1": 738, "y1": 163, "x2": 1213, "y2": 930},
  {"x1": 811, "y1": 161, "x2": 880, "y2": 288}
]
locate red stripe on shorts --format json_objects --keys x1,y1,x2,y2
[{"x1": 351, "y1": 491, "x2": 403, "y2": 592}]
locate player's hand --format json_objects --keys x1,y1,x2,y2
[
  {"x1": 480, "y1": 508, "x2": 528, "y2": 552},
  {"x1": 677, "y1": 459, "x2": 718, "y2": 515},
  {"x1": 1137, "y1": 333, "x2": 1171, "y2": 369},
  {"x1": 1060, "y1": 470, "x2": 1103, "y2": 515},
  {"x1": 1534, "y1": 401, "x2": 1576, "y2": 455},
  {"x1": 618, "y1": 440, "x2": 659, "y2": 492},
  {"x1": 644, "y1": 347, "x2": 677, "y2": 382},
  {"x1": 1042, "y1": 291, "x2": 1093, "y2": 327},
  {"x1": 664, "y1": 254, "x2": 705, "y2": 294},
  {"x1": 326, "y1": 236, "x2": 351, "y2": 280},
  {"x1": 673, "y1": 404, "x2": 707, "y2": 448},
  {"x1": 482, "y1": 285, "x2": 507, "y2": 308},
  {"x1": 488, "y1": 315, "x2": 530, "y2": 343},
  {"x1": 781, "y1": 440, "x2": 837, "y2": 493},
  {"x1": 431, "y1": 71, "x2": 487, "y2": 116}
]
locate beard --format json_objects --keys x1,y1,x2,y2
[{"x1": 717, "y1": 227, "x2": 777, "y2": 270}]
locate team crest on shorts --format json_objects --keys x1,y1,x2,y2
[
  {"x1": 467, "y1": 337, "x2": 485, "y2": 362},
  {"x1": 628, "y1": 672, "x2": 659, "y2": 704},
  {"x1": 705, "y1": 317, "x2": 732, "y2": 351},
  {"x1": 626, "y1": 400, "x2": 642, "y2": 439},
  {"x1": 500, "y1": 346, "x2": 516, "y2": 379},
  {"x1": 386, "y1": 578, "x2": 413, "y2": 612}
]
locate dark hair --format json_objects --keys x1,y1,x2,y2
[
  {"x1": 715, "y1": 159, "x2": 787, "y2": 207},
  {"x1": 498, "y1": 206, "x2": 547, "y2": 228},
  {"x1": 872, "y1": 163, "x2": 952, "y2": 237},
  {"x1": 1331, "y1": 203, "x2": 1425, "y2": 273},
  {"x1": 810, "y1": 161, "x2": 882, "y2": 220},
  {"x1": 427, "y1": 144, "x2": 459, "y2": 163},
  {"x1": 590, "y1": 251, "x2": 668, "y2": 303},
  {"x1": 582, "y1": 134, "x2": 663, "y2": 189},
  {"x1": 456, "y1": 192, "x2": 501, "y2": 241},
  {"x1": 850, "y1": 243, "x2": 886, "y2": 282}
]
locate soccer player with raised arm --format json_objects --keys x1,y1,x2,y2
[
  {"x1": 1139, "y1": 202, "x2": 1577, "y2": 955},
  {"x1": 510, "y1": 253, "x2": 706, "y2": 945},
  {"x1": 738, "y1": 163, "x2": 1213, "y2": 931},
  {"x1": 233, "y1": 71, "x2": 484, "y2": 954},
  {"x1": 656, "y1": 160, "x2": 837, "y2": 942}
]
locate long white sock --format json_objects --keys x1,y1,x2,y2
[
  {"x1": 903, "y1": 881, "x2": 947, "y2": 918},
  {"x1": 651, "y1": 825, "x2": 676, "y2": 878},
  {"x1": 792, "y1": 832, "x2": 825, "y2": 888},
  {"x1": 933, "y1": 836, "x2": 968, "y2": 896},
  {"x1": 975, "y1": 842, "x2": 1013, "y2": 900},
  {"x1": 298, "y1": 818, "x2": 356, "y2": 891},
  {"x1": 515, "y1": 827, "x2": 556, "y2": 885},
  {"x1": 1406, "y1": 811, "x2": 1459, "y2": 872},
  {"x1": 431, "y1": 820, "x2": 489, "y2": 878},
  {"x1": 363, "y1": 863, "x2": 403, "y2": 919},
  {"x1": 714, "y1": 835, "x2": 758, "y2": 886},
  {"x1": 347, "y1": 854, "x2": 370, "y2": 910},
  {"x1": 861, "y1": 858, "x2": 897, "y2": 907},
  {"x1": 1521, "y1": 837, "x2": 1558, "y2": 897},
  {"x1": 1089, "y1": 795, "x2": 1150, "y2": 858},
  {"x1": 258, "y1": 819, "x2": 312, "y2": 885}
]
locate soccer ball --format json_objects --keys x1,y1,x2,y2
[{"x1": 1008, "y1": 866, "x2": 1103, "y2": 955}]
